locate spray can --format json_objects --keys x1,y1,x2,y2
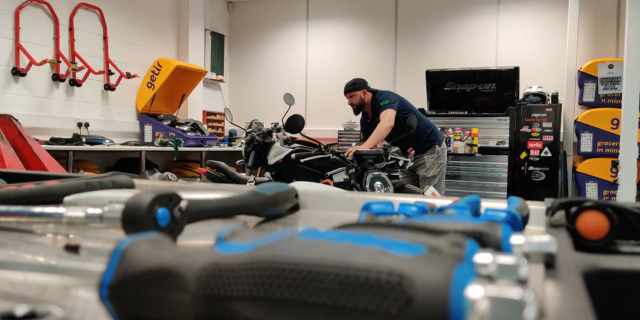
[
  {"x1": 472, "y1": 128, "x2": 479, "y2": 153},
  {"x1": 454, "y1": 128, "x2": 462, "y2": 142},
  {"x1": 444, "y1": 128, "x2": 450, "y2": 147}
]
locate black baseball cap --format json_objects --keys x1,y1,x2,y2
[{"x1": 344, "y1": 78, "x2": 379, "y2": 96}]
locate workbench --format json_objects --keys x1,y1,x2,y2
[
  {"x1": 42, "y1": 145, "x2": 244, "y2": 173},
  {"x1": 0, "y1": 184, "x2": 549, "y2": 320}
]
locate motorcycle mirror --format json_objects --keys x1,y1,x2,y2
[
  {"x1": 224, "y1": 108, "x2": 247, "y2": 134},
  {"x1": 282, "y1": 93, "x2": 295, "y2": 126},
  {"x1": 224, "y1": 108, "x2": 234, "y2": 122},
  {"x1": 284, "y1": 114, "x2": 305, "y2": 134},
  {"x1": 407, "y1": 115, "x2": 417, "y2": 133},
  {"x1": 283, "y1": 93, "x2": 295, "y2": 107}
]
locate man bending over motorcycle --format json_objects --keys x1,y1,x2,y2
[{"x1": 343, "y1": 78, "x2": 447, "y2": 195}]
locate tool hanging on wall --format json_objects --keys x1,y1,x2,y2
[
  {"x1": 68, "y1": 2, "x2": 138, "y2": 90},
  {"x1": 12, "y1": 0, "x2": 80, "y2": 81}
]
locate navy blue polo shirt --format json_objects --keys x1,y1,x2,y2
[{"x1": 360, "y1": 90, "x2": 443, "y2": 155}]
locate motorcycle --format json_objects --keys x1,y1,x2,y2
[{"x1": 204, "y1": 93, "x2": 424, "y2": 194}]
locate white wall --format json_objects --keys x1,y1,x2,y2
[
  {"x1": 229, "y1": 0, "x2": 626, "y2": 138},
  {"x1": 396, "y1": 0, "x2": 498, "y2": 109},
  {"x1": 0, "y1": 0, "x2": 179, "y2": 142},
  {"x1": 3, "y1": 0, "x2": 623, "y2": 142},
  {"x1": 203, "y1": 0, "x2": 230, "y2": 114},
  {"x1": 574, "y1": 0, "x2": 622, "y2": 119},
  {"x1": 306, "y1": 0, "x2": 396, "y2": 130},
  {"x1": 228, "y1": 0, "x2": 307, "y2": 131},
  {"x1": 207, "y1": 0, "x2": 229, "y2": 36},
  {"x1": 497, "y1": 0, "x2": 568, "y2": 99},
  {"x1": 177, "y1": 0, "x2": 206, "y2": 121}
]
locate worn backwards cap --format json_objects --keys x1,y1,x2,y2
[{"x1": 344, "y1": 78, "x2": 379, "y2": 96}]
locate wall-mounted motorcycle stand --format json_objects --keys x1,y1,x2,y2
[
  {"x1": 68, "y1": 2, "x2": 139, "y2": 91},
  {"x1": 12, "y1": 0, "x2": 81, "y2": 82}
]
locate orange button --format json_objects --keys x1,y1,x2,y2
[{"x1": 575, "y1": 209, "x2": 611, "y2": 241}]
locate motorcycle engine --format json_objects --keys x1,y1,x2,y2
[{"x1": 363, "y1": 171, "x2": 394, "y2": 193}]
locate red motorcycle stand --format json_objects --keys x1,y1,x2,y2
[
  {"x1": 69, "y1": 2, "x2": 138, "y2": 91},
  {"x1": 12, "y1": 0, "x2": 79, "y2": 82}
]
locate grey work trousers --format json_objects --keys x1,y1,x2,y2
[{"x1": 400, "y1": 141, "x2": 447, "y2": 195}]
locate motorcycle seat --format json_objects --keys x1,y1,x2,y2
[{"x1": 206, "y1": 160, "x2": 272, "y2": 185}]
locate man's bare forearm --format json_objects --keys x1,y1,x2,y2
[{"x1": 362, "y1": 122, "x2": 393, "y2": 148}]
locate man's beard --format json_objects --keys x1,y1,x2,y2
[{"x1": 351, "y1": 100, "x2": 365, "y2": 116}]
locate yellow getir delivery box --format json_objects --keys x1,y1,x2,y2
[
  {"x1": 574, "y1": 108, "x2": 640, "y2": 156},
  {"x1": 577, "y1": 58, "x2": 624, "y2": 107},
  {"x1": 574, "y1": 158, "x2": 640, "y2": 201},
  {"x1": 136, "y1": 58, "x2": 218, "y2": 147},
  {"x1": 136, "y1": 58, "x2": 208, "y2": 115}
]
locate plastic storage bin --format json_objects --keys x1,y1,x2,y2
[
  {"x1": 136, "y1": 58, "x2": 217, "y2": 146},
  {"x1": 574, "y1": 108, "x2": 640, "y2": 156},
  {"x1": 574, "y1": 158, "x2": 639, "y2": 201},
  {"x1": 139, "y1": 114, "x2": 218, "y2": 147},
  {"x1": 577, "y1": 58, "x2": 624, "y2": 107}
]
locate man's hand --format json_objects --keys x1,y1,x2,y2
[{"x1": 345, "y1": 145, "x2": 370, "y2": 159}]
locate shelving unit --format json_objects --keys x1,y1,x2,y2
[
  {"x1": 203, "y1": 111, "x2": 225, "y2": 138},
  {"x1": 562, "y1": 0, "x2": 640, "y2": 201},
  {"x1": 42, "y1": 145, "x2": 243, "y2": 173}
]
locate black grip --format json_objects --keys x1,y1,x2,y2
[
  {"x1": 0, "y1": 169, "x2": 81, "y2": 184},
  {"x1": 121, "y1": 191, "x2": 187, "y2": 238},
  {"x1": 339, "y1": 219, "x2": 509, "y2": 252},
  {"x1": 247, "y1": 150, "x2": 256, "y2": 169},
  {"x1": 290, "y1": 152, "x2": 317, "y2": 160},
  {"x1": 0, "y1": 175, "x2": 135, "y2": 205},
  {"x1": 102, "y1": 228, "x2": 473, "y2": 320},
  {"x1": 186, "y1": 182, "x2": 298, "y2": 223},
  {"x1": 507, "y1": 196, "x2": 530, "y2": 227}
]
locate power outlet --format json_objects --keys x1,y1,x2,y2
[{"x1": 74, "y1": 119, "x2": 90, "y2": 134}]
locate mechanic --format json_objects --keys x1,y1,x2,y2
[{"x1": 343, "y1": 78, "x2": 446, "y2": 195}]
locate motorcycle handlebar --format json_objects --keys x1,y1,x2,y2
[{"x1": 290, "y1": 152, "x2": 318, "y2": 160}]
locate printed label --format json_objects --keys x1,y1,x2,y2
[
  {"x1": 543, "y1": 135, "x2": 553, "y2": 141},
  {"x1": 598, "y1": 62, "x2": 623, "y2": 94},
  {"x1": 531, "y1": 171, "x2": 546, "y2": 181},
  {"x1": 583, "y1": 82, "x2": 596, "y2": 102},
  {"x1": 542, "y1": 122, "x2": 552, "y2": 128},
  {"x1": 530, "y1": 149, "x2": 540, "y2": 156},
  {"x1": 520, "y1": 151, "x2": 527, "y2": 159},
  {"x1": 541, "y1": 147, "x2": 552, "y2": 157},
  {"x1": 528, "y1": 166, "x2": 550, "y2": 171},
  {"x1": 580, "y1": 131, "x2": 593, "y2": 152},
  {"x1": 528, "y1": 141, "x2": 543, "y2": 150},
  {"x1": 585, "y1": 181, "x2": 598, "y2": 199},
  {"x1": 144, "y1": 124, "x2": 153, "y2": 142}
]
